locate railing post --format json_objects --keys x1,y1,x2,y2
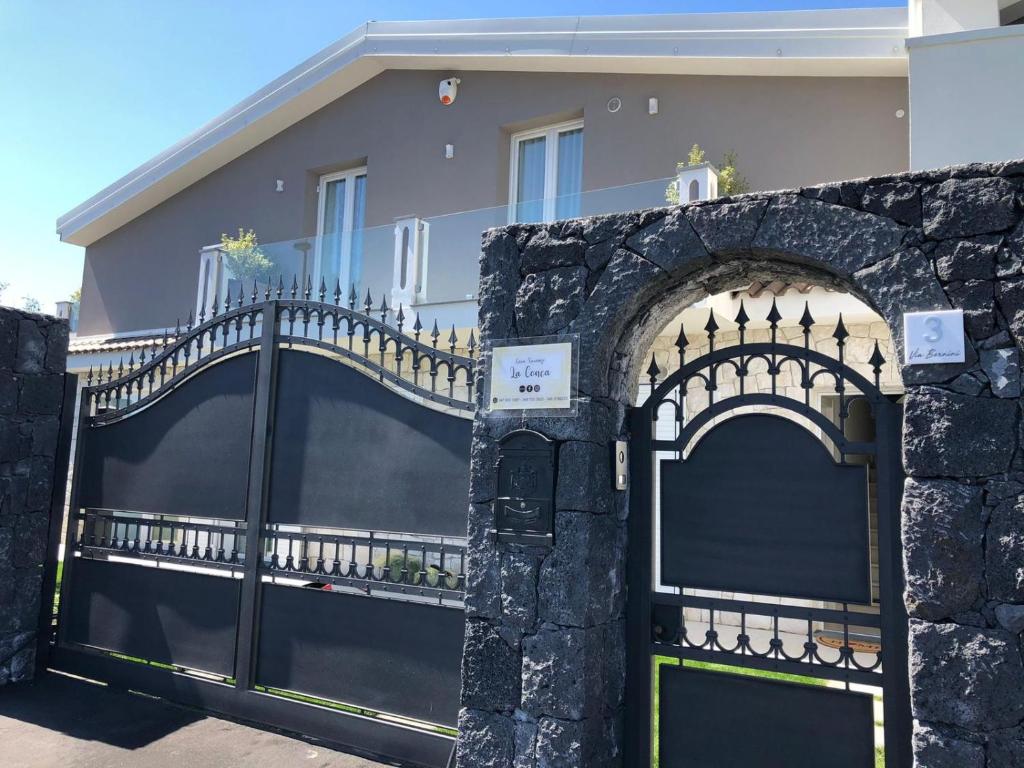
[{"x1": 234, "y1": 301, "x2": 280, "y2": 690}]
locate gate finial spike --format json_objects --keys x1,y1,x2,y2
[
  {"x1": 364, "y1": 289, "x2": 373, "y2": 314},
  {"x1": 467, "y1": 330, "x2": 477, "y2": 356},
  {"x1": 704, "y1": 310, "x2": 719, "y2": 337},
  {"x1": 766, "y1": 298, "x2": 782, "y2": 327},
  {"x1": 869, "y1": 340, "x2": 886, "y2": 374},
  {"x1": 379, "y1": 295, "x2": 389, "y2": 323},
  {"x1": 413, "y1": 313, "x2": 423, "y2": 338},
  {"x1": 276, "y1": 275, "x2": 284, "y2": 300},
  {"x1": 86, "y1": 366, "x2": 93, "y2": 386},
  {"x1": 186, "y1": 310, "x2": 194, "y2": 331},
  {"x1": 449, "y1": 324, "x2": 458, "y2": 353},
  {"x1": 174, "y1": 318, "x2": 181, "y2": 339},
  {"x1": 396, "y1": 304, "x2": 405, "y2": 330},
  {"x1": 319, "y1": 276, "x2": 327, "y2": 302},
  {"x1": 833, "y1": 314, "x2": 849, "y2": 344},
  {"x1": 431, "y1": 319, "x2": 440, "y2": 347},
  {"x1": 334, "y1": 279, "x2": 342, "y2": 305},
  {"x1": 734, "y1": 300, "x2": 749, "y2": 330},
  {"x1": 304, "y1": 275, "x2": 312, "y2": 301},
  {"x1": 251, "y1": 278, "x2": 259, "y2": 305},
  {"x1": 799, "y1": 301, "x2": 814, "y2": 332},
  {"x1": 290, "y1": 274, "x2": 298, "y2": 300},
  {"x1": 675, "y1": 322, "x2": 689, "y2": 353},
  {"x1": 348, "y1": 283, "x2": 357, "y2": 309},
  {"x1": 647, "y1": 353, "x2": 661, "y2": 386}
]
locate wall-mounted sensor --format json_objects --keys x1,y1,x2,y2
[
  {"x1": 444, "y1": 144, "x2": 454, "y2": 159},
  {"x1": 607, "y1": 97, "x2": 622, "y2": 113},
  {"x1": 275, "y1": 179, "x2": 285, "y2": 192},
  {"x1": 648, "y1": 97, "x2": 659, "y2": 115},
  {"x1": 439, "y1": 78, "x2": 460, "y2": 105}
]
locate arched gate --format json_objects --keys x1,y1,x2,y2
[{"x1": 625, "y1": 300, "x2": 911, "y2": 767}]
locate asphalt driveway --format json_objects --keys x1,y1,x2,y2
[{"x1": 0, "y1": 672, "x2": 393, "y2": 768}]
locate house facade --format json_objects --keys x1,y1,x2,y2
[{"x1": 59, "y1": 7, "x2": 918, "y2": 364}]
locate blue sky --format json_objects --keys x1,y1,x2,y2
[{"x1": 0, "y1": 0, "x2": 903, "y2": 317}]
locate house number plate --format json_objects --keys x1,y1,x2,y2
[{"x1": 903, "y1": 309, "x2": 965, "y2": 365}]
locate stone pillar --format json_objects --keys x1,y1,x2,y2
[
  {"x1": 458, "y1": 160, "x2": 1024, "y2": 766},
  {"x1": 0, "y1": 307, "x2": 69, "y2": 685}
]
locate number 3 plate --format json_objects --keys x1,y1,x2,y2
[{"x1": 903, "y1": 309, "x2": 965, "y2": 365}]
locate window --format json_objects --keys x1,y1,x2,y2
[
  {"x1": 509, "y1": 120, "x2": 583, "y2": 223},
  {"x1": 316, "y1": 167, "x2": 367, "y2": 295}
]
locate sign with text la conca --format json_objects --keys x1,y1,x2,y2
[
  {"x1": 903, "y1": 309, "x2": 966, "y2": 365},
  {"x1": 488, "y1": 339, "x2": 576, "y2": 412}
]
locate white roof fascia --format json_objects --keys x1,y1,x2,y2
[{"x1": 57, "y1": 8, "x2": 908, "y2": 247}]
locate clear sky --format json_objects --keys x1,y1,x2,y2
[{"x1": 0, "y1": 0, "x2": 904, "y2": 318}]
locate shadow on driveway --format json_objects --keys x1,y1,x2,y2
[{"x1": 0, "y1": 672, "x2": 393, "y2": 768}]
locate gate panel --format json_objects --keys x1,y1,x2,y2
[
  {"x1": 660, "y1": 413, "x2": 871, "y2": 603},
  {"x1": 626, "y1": 303, "x2": 910, "y2": 768},
  {"x1": 268, "y1": 350, "x2": 471, "y2": 535},
  {"x1": 78, "y1": 353, "x2": 257, "y2": 519},
  {"x1": 52, "y1": 298, "x2": 474, "y2": 768},
  {"x1": 659, "y1": 666, "x2": 875, "y2": 768},
  {"x1": 66, "y1": 558, "x2": 240, "y2": 676},
  {"x1": 256, "y1": 585, "x2": 464, "y2": 726}
]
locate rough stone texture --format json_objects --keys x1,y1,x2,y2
[
  {"x1": 910, "y1": 621, "x2": 1024, "y2": 731},
  {"x1": 903, "y1": 388, "x2": 1017, "y2": 477},
  {"x1": 461, "y1": 619, "x2": 520, "y2": 713},
  {"x1": 0, "y1": 307, "x2": 68, "y2": 687},
  {"x1": 902, "y1": 479, "x2": 984, "y2": 620},
  {"x1": 460, "y1": 162, "x2": 1024, "y2": 768},
  {"x1": 982, "y1": 347, "x2": 1022, "y2": 398},
  {"x1": 986, "y1": 496, "x2": 1024, "y2": 603},
  {"x1": 912, "y1": 725, "x2": 985, "y2": 768},
  {"x1": 752, "y1": 194, "x2": 906, "y2": 277},
  {"x1": 922, "y1": 176, "x2": 1019, "y2": 239}
]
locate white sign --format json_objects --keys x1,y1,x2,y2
[
  {"x1": 489, "y1": 342, "x2": 574, "y2": 411},
  {"x1": 903, "y1": 310, "x2": 965, "y2": 365}
]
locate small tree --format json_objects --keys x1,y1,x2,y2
[
  {"x1": 0, "y1": 282, "x2": 7, "y2": 303},
  {"x1": 70, "y1": 288, "x2": 81, "y2": 303},
  {"x1": 220, "y1": 229, "x2": 274, "y2": 283},
  {"x1": 665, "y1": 144, "x2": 750, "y2": 204},
  {"x1": 21, "y1": 296, "x2": 41, "y2": 312}
]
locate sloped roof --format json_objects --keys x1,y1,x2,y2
[{"x1": 56, "y1": 7, "x2": 908, "y2": 247}]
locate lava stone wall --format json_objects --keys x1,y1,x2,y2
[
  {"x1": 0, "y1": 307, "x2": 69, "y2": 685},
  {"x1": 458, "y1": 159, "x2": 1024, "y2": 767}
]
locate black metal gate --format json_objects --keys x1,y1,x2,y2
[
  {"x1": 625, "y1": 301, "x2": 911, "y2": 767},
  {"x1": 48, "y1": 288, "x2": 475, "y2": 767}
]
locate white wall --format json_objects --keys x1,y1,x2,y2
[
  {"x1": 909, "y1": 0, "x2": 1000, "y2": 36},
  {"x1": 908, "y1": 25, "x2": 1024, "y2": 170}
]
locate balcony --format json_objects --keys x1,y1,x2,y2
[{"x1": 197, "y1": 175, "x2": 682, "y2": 332}]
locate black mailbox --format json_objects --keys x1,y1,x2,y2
[{"x1": 493, "y1": 429, "x2": 556, "y2": 546}]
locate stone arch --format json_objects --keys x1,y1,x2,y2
[{"x1": 459, "y1": 163, "x2": 1024, "y2": 767}]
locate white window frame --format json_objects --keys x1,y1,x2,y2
[
  {"x1": 315, "y1": 166, "x2": 367, "y2": 291},
  {"x1": 507, "y1": 119, "x2": 584, "y2": 224}
]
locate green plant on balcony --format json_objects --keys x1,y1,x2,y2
[
  {"x1": 220, "y1": 228, "x2": 274, "y2": 283},
  {"x1": 665, "y1": 144, "x2": 750, "y2": 203}
]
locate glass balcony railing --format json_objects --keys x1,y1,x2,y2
[{"x1": 199, "y1": 176, "x2": 678, "y2": 322}]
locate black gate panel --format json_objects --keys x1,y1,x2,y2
[
  {"x1": 78, "y1": 353, "x2": 257, "y2": 520},
  {"x1": 268, "y1": 350, "x2": 471, "y2": 536},
  {"x1": 660, "y1": 413, "x2": 871, "y2": 603},
  {"x1": 255, "y1": 584, "x2": 465, "y2": 726},
  {"x1": 65, "y1": 558, "x2": 240, "y2": 676},
  {"x1": 659, "y1": 665, "x2": 875, "y2": 768}
]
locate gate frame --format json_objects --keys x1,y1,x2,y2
[{"x1": 623, "y1": 322, "x2": 911, "y2": 766}]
